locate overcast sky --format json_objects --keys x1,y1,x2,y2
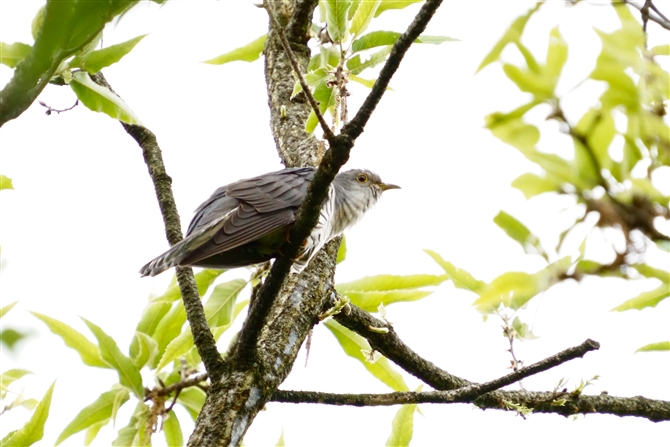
[{"x1": 1, "y1": 1, "x2": 669, "y2": 446}]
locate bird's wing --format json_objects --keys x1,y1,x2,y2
[{"x1": 180, "y1": 167, "x2": 314, "y2": 265}]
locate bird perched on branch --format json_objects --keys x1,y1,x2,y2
[{"x1": 139, "y1": 167, "x2": 399, "y2": 277}]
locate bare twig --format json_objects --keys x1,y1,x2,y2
[
  {"x1": 623, "y1": 0, "x2": 670, "y2": 30},
  {"x1": 265, "y1": 0, "x2": 336, "y2": 141},
  {"x1": 38, "y1": 99, "x2": 78, "y2": 115}
]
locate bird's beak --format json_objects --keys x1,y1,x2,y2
[{"x1": 379, "y1": 182, "x2": 401, "y2": 192}]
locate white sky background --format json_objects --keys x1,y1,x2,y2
[{"x1": 1, "y1": 0, "x2": 669, "y2": 446}]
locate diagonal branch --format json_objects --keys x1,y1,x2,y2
[
  {"x1": 233, "y1": 0, "x2": 445, "y2": 365},
  {"x1": 623, "y1": 0, "x2": 670, "y2": 30},
  {"x1": 90, "y1": 73, "x2": 225, "y2": 383}
]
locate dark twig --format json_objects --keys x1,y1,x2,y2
[
  {"x1": 232, "y1": 0, "x2": 445, "y2": 366},
  {"x1": 623, "y1": 0, "x2": 670, "y2": 30},
  {"x1": 38, "y1": 99, "x2": 78, "y2": 115},
  {"x1": 90, "y1": 73, "x2": 225, "y2": 383},
  {"x1": 265, "y1": 0, "x2": 336, "y2": 140}
]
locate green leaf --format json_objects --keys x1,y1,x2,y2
[
  {"x1": 1, "y1": 369, "x2": 32, "y2": 390},
  {"x1": 631, "y1": 264, "x2": 669, "y2": 283},
  {"x1": 544, "y1": 27, "x2": 568, "y2": 81},
  {"x1": 493, "y1": 211, "x2": 547, "y2": 259},
  {"x1": 163, "y1": 410, "x2": 183, "y2": 447},
  {"x1": 511, "y1": 173, "x2": 559, "y2": 199},
  {"x1": 69, "y1": 34, "x2": 147, "y2": 73},
  {"x1": 348, "y1": 73, "x2": 379, "y2": 89},
  {"x1": 0, "y1": 175, "x2": 14, "y2": 191},
  {"x1": 3, "y1": 382, "x2": 55, "y2": 447},
  {"x1": 82, "y1": 318, "x2": 144, "y2": 398},
  {"x1": 0, "y1": 42, "x2": 32, "y2": 68},
  {"x1": 350, "y1": 0, "x2": 381, "y2": 38},
  {"x1": 374, "y1": 0, "x2": 422, "y2": 17},
  {"x1": 154, "y1": 269, "x2": 225, "y2": 303},
  {"x1": 151, "y1": 302, "x2": 187, "y2": 368},
  {"x1": 351, "y1": 31, "x2": 457, "y2": 53},
  {"x1": 385, "y1": 398, "x2": 420, "y2": 447},
  {"x1": 502, "y1": 63, "x2": 554, "y2": 98},
  {"x1": 70, "y1": 71, "x2": 141, "y2": 124},
  {"x1": 650, "y1": 44, "x2": 670, "y2": 56},
  {"x1": 477, "y1": 4, "x2": 541, "y2": 72},
  {"x1": 346, "y1": 45, "x2": 392, "y2": 75},
  {"x1": 511, "y1": 316, "x2": 538, "y2": 341},
  {"x1": 204, "y1": 279, "x2": 246, "y2": 327},
  {"x1": 112, "y1": 402, "x2": 149, "y2": 447},
  {"x1": 611, "y1": 285, "x2": 670, "y2": 311},
  {"x1": 343, "y1": 290, "x2": 433, "y2": 312},
  {"x1": 129, "y1": 301, "x2": 171, "y2": 359},
  {"x1": 83, "y1": 420, "x2": 107, "y2": 446},
  {"x1": 423, "y1": 250, "x2": 486, "y2": 294},
  {"x1": 636, "y1": 341, "x2": 670, "y2": 353},
  {"x1": 30, "y1": 312, "x2": 108, "y2": 368},
  {"x1": 305, "y1": 79, "x2": 337, "y2": 133},
  {"x1": 291, "y1": 67, "x2": 330, "y2": 99},
  {"x1": 132, "y1": 331, "x2": 159, "y2": 370},
  {"x1": 308, "y1": 46, "x2": 341, "y2": 71},
  {"x1": 337, "y1": 274, "x2": 447, "y2": 292},
  {"x1": 324, "y1": 0, "x2": 352, "y2": 43},
  {"x1": 56, "y1": 388, "x2": 129, "y2": 445},
  {"x1": 0, "y1": 301, "x2": 18, "y2": 318},
  {"x1": 336, "y1": 235, "x2": 347, "y2": 264},
  {"x1": 203, "y1": 34, "x2": 267, "y2": 65},
  {"x1": 177, "y1": 387, "x2": 206, "y2": 421},
  {"x1": 325, "y1": 320, "x2": 408, "y2": 391}
]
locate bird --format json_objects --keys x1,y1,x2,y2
[{"x1": 139, "y1": 167, "x2": 399, "y2": 277}]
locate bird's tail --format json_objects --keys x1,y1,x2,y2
[{"x1": 139, "y1": 240, "x2": 190, "y2": 277}]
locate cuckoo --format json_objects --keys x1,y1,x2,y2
[{"x1": 139, "y1": 167, "x2": 399, "y2": 276}]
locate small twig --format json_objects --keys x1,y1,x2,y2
[
  {"x1": 38, "y1": 99, "x2": 79, "y2": 115},
  {"x1": 265, "y1": 0, "x2": 336, "y2": 141},
  {"x1": 623, "y1": 0, "x2": 670, "y2": 30}
]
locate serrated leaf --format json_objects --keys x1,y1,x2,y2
[
  {"x1": 511, "y1": 172, "x2": 559, "y2": 199},
  {"x1": 636, "y1": 341, "x2": 670, "y2": 352},
  {"x1": 374, "y1": 0, "x2": 422, "y2": 17},
  {"x1": 325, "y1": 320, "x2": 408, "y2": 391},
  {"x1": 70, "y1": 71, "x2": 141, "y2": 124},
  {"x1": 177, "y1": 388, "x2": 206, "y2": 421},
  {"x1": 346, "y1": 45, "x2": 392, "y2": 75},
  {"x1": 324, "y1": 0, "x2": 352, "y2": 43},
  {"x1": 69, "y1": 34, "x2": 147, "y2": 73},
  {"x1": 148, "y1": 301, "x2": 186, "y2": 369},
  {"x1": 0, "y1": 175, "x2": 14, "y2": 191},
  {"x1": 163, "y1": 410, "x2": 183, "y2": 447},
  {"x1": 477, "y1": 4, "x2": 541, "y2": 72},
  {"x1": 350, "y1": 0, "x2": 380, "y2": 38},
  {"x1": 494, "y1": 211, "x2": 547, "y2": 260},
  {"x1": 82, "y1": 318, "x2": 144, "y2": 398},
  {"x1": 0, "y1": 42, "x2": 32, "y2": 68},
  {"x1": 203, "y1": 34, "x2": 267, "y2": 64},
  {"x1": 31, "y1": 312, "x2": 108, "y2": 368},
  {"x1": 3, "y1": 382, "x2": 55, "y2": 447},
  {"x1": 385, "y1": 398, "x2": 419, "y2": 447},
  {"x1": 611, "y1": 284, "x2": 670, "y2": 311},
  {"x1": 56, "y1": 388, "x2": 129, "y2": 445},
  {"x1": 0, "y1": 301, "x2": 18, "y2": 318},
  {"x1": 423, "y1": 250, "x2": 486, "y2": 294}
]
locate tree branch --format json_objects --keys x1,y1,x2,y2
[{"x1": 90, "y1": 73, "x2": 225, "y2": 383}]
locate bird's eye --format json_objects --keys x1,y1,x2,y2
[{"x1": 356, "y1": 173, "x2": 368, "y2": 183}]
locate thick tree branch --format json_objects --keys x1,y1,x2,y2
[{"x1": 90, "y1": 73, "x2": 225, "y2": 383}]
